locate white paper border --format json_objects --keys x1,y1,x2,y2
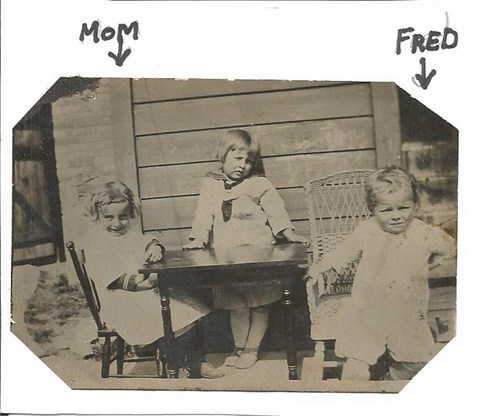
[{"x1": 2, "y1": 0, "x2": 499, "y2": 414}]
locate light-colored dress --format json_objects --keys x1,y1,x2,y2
[
  {"x1": 309, "y1": 218, "x2": 456, "y2": 365},
  {"x1": 189, "y1": 175, "x2": 294, "y2": 309},
  {"x1": 83, "y1": 227, "x2": 210, "y2": 345}
]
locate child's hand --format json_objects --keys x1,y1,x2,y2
[
  {"x1": 137, "y1": 273, "x2": 158, "y2": 290},
  {"x1": 303, "y1": 270, "x2": 320, "y2": 284},
  {"x1": 183, "y1": 239, "x2": 206, "y2": 250},
  {"x1": 281, "y1": 228, "x2": 309, "y2": 245},
  {"x1": 145, "y1": 244, "x2": 163, "y2": 263},
  {"x1": 303, "y1": 263, "x2": 326, "y2": 284}
]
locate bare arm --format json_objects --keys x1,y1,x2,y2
[
  {"x1": 307, "y1": 227, "x2": 363, "y2": 283},
  {"x1": 184, "y1": 178, "x2": 215, "y2": 249},
  {"x1": 280, "y1": 228, "x2": 309, "y2": 244}
]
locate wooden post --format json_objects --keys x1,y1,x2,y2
[
  {"x1": 101, "y1": 336, "x2": 112, "y2": 378},
  {"x1": 109, "y1": 78, "x2": 140, "y2": 203},
  {"x1": 158, "y1": 273, "x2": 179, "y2": 378},
  {"x1": 116, "y1": 336, "x2": 125, "y2": 375},
  {"x1": 371, "y1": 83, "x2": 402, "y2": 168},
  {"x1": 282, "y1": 276, "x2": 298, "y2": 380}
]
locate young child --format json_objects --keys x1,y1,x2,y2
[
  {"x1": 81, "y1": 180, "x2": 223, "y2": 378},
  {"x1": 307, "y1": 167, "x2": 456, "y2": 380},
  {"x1": 184, "y1": 129, "x2": 307, "y2": 369}
]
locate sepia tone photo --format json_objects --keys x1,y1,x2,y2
[{"x1": 11, "y1": 78, "x2": 458, "y2": 392}]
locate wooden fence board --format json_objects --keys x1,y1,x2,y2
[{"x1": 13, "y1": 160, "x2": 52, "y2": 243}]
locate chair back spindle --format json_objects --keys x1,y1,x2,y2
[{"x1": 66, "y1": 241, "x2": 105, "y2": 331}]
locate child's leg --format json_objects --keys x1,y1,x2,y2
[
  {"x1": 176, "y1": 327, "x2": 196, "y2": 377},
  {"x1": 230, "y1": 307, "x2": 251, "y2": 349},
  {"x1": 342, "y1": 358, "x2": 370, "y2": 380},
  {"x1": 234, "y1": 306, "x2": 270, "y2": 369},
  {"x1": 224, "y1": 307, "x2": 251, "y2": 367},
  {"x1": 245, "y1": 306, "x2": 270, "y2": 350},
  {"x1": 181, "y1": 319, "x2": 225, "y2": 378}
]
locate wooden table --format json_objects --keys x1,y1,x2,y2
[{"x1": 139, "y1": 243, "x2": 308, "y2": 380}]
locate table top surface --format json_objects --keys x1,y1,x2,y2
[{"x1": 140, "y1": 243, "x2": 309, "y2": 274}]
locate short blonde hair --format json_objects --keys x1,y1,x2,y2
[
  {"x1": 365, "y1": 167, "x2": 419, "y2": 212},
  {"x1": 216, "y1": 129, "x2": 265, "y2": 176},
  {"x1": 84, "y1": 180, "x2": 140, "y2": 222}
]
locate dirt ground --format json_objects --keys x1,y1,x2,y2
[
  {"x1": 38, "y1": 348, "x2": 412, "y2": 392},
  {"x1": 10, "y1": 265, "x2": 451, "y2": 393}
]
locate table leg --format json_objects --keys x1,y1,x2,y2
[
  {"x1": 158, "y1": 275, "x2": 179, "y2": 378},
  {"x1": 282, "y1": 279, "x2": 298, "y2": 380}
]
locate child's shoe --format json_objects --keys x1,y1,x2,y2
[
  {"x1": 224, "y1": 348, "x2": 244, "y2": 367},
  {"x1": 200, "y1": 362, "x2": 225, "y2": 378},
  {"x1": 235, "y1": 349, "x2": 258, "y2": 369}
]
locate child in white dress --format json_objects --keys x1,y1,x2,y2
[
  {"x1": 307, "y1": 167, "x2": 456, "y2": 380},
  {"x1": 81, "y1": 180, "x2": 223, "y2": 378},
  {"x1": 184, "y1": 130, "x2": 307, "y2": 369}
]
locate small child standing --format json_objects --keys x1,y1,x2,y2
[
  {"x1": 307, "y1": 167, "x2": 456, "y2": 380},
  {"x1": 184, "y1": 129, "x2": 307, "y2": 369}
]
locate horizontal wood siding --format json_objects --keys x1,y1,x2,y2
[
  {"x1": 139, "y1": 149, "x2": 376, "y2": 200},
  {"x1": 132, "y1": 79, "x2": 347, "y2": 103},
  {"x1": 143, "y1": 188, "x2": 319, "y2": 231},
  {"x1": 136, "y1": 117, "x2": 374, "y2": 167},
  {"x1": 134, "y1": 83, "x2": 372, "y2": 136},
  {"x1": 131, "y1": 81, "x2": 376, "y2": 245}
]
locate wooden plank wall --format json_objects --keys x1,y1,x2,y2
[
  {"x1": 398, "y1": 88, "x2": 458, "y2": 239},
  {"x1": 131, "y1": 79, "x2": 380, "y2": 247}
]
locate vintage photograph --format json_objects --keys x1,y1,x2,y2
[{"x1": 11, "y1": 78, "x2": 458, "y2": 392}]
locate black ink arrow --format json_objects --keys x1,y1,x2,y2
[
  {"x1": 415, "y1": 57, "x2": 437, "y2": 90},
  {"x1": 108, "y1": 41, "x2": 131, "y2": 67}
]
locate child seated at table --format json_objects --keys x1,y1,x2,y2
[
  {"x1": 184, "y1": 129, "x2": 307, "y2": 369},
  {"x1": 81, "y1": 179, "x2": 223, "y2": 378},
  {"x1": 307, "y1": 167, "x2": 456, "y2": 380}
]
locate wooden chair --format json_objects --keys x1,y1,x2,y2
[
  {"x1": 303, "y1": 169, "x2": 375, "y2": 380},
  {"x1": 66, "y1": 241, "x2": 160, "y2": 378}
]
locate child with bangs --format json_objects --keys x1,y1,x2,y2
[
  {"x1": 185, "y1": 129, "x2": 307, "y2": 369},
  {"x1": 81, "y1": 179, "x2": 223, "y2": 378},
  {"x1": 307, "y1": 167, "x2": 456, "y2": 380}
]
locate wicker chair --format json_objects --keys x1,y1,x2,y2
[
  {"x1": 66, "y1": 241, "x2": 160, "y2": 378},
  {"x1": 303, "y1": 169, "x2": 374, "y2": 380}
]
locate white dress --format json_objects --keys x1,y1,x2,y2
[
  {"x1": 309, "y1": 218, "x2": 456, "y2": 364},
  {"x1": 82, "y1": 227, "x2": 210, "y2": 345},
  {"x1": 189, "y1": 176, "x2": 294, "y2": 309}
]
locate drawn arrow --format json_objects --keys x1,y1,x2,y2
[
  {"x1": 415, "y1": 57, "x2": 437, "y2": 90},
  {"x1": 108, "y1": 41, "x2": 131, "y2": 67}
]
